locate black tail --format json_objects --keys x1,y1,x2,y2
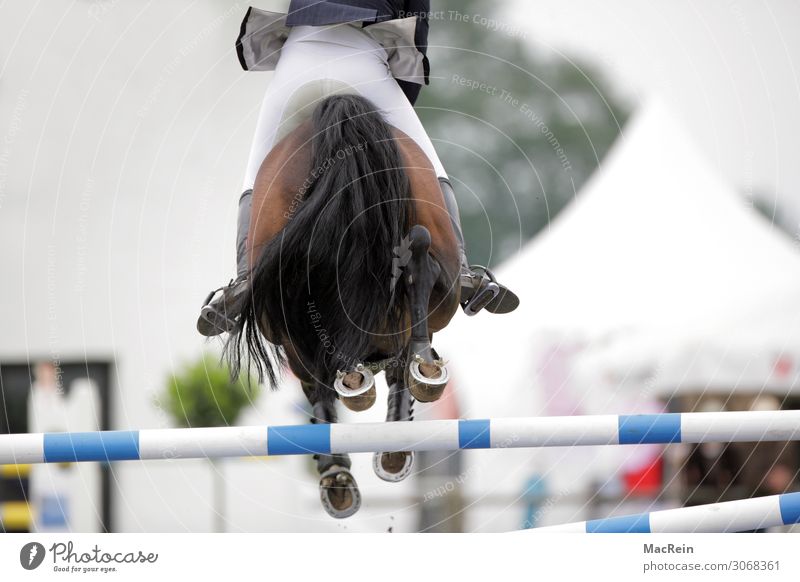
[{"x1": 226, "y1": 94, "x2": 414, "y2": 389}]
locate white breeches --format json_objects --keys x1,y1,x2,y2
[{"x1": 241, "y1": 23, "x2": 446, "y2": 191}]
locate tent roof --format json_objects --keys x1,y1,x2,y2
[{"x1": 496, "y1": 98, "x2": 800, "y2": 335}]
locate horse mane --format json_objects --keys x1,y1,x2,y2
[{"x1": 226, "y1": 94, "x2": 414, "y2": 390}]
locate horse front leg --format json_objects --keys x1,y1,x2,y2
[
  {"x1": 373, "y1": 364, "x2": 415, "y2": 482},
  {"x1": 333, "y1": 363, "x2": 377, "y2": 412},
  {"x1": 302, "y1": 381, "x2": 361, "y2": 519},
  {"x1": 403, "y1": 225, "x2": 449, "y2": 402}
]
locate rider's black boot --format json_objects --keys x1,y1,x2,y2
[
  {"x1": 196, "y1": 190, "x2": 253, "y2": 336},
  {"x1": 439, "y1": 177, "x2": 519, "y2": 316}
]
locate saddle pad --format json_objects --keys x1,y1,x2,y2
[{"x1": 276, "y1": 78, "x2": 354, "y2": 144}]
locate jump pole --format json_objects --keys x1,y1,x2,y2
[
  {"x1": 526, "y1": 492, "x2": 800, "y2": 533},
  {"x1": 1, "y1": 410, "x2": 799, "y2": 464}
]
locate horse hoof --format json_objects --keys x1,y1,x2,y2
[
  {"x1": 373, "y1": 451, "x2": 414, "y2": 482},
  {"x1": 407, "y1": 358, "x2": 449, "y2": 402},
  {"x1": 340, "y1": 385, "x2": 377, "y2": 412},
  {"x1": 334, "y1": 365, "x2": 376, "y2": 411},
  {"x1": 319, "y1": 466, "x2": 361, "y2": 519}
]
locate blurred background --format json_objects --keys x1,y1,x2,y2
[{"x1": 1, "y1": 0, "x2": 799, "y2": 532}]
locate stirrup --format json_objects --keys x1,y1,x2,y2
[
  {"x1": 196, "y1": 277, "x2": 248, "y2": 336},
  {"x1": 460, "y1": 266, "x2": 520, "y2": 316},
  {"x1": 461, "y1": 265, "x2": 501, "y2": 316}
]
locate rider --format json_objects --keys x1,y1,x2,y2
[{"x1": 197, "y1": 0, "x2": 519, "y2": 336}]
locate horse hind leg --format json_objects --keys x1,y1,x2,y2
[
  {"x1": 403, "y1": 225, "x2": 449, "y2": 402},
  {"x1": 302, "y1": 381, "x2": 362, "y2": 519},
  {"x1": 373, "y1": 365, "x2": 415, "y2": 482}
]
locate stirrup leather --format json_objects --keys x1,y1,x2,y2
[{"x1": 200, "y1": 280, "x2": 232, "y2": 310}]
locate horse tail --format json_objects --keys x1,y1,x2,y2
[{"x1": 227, "y1": 94, "x2": 414, "y2": 388}]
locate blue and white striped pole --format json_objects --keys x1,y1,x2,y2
[
  {"x1": 527, "y1": 492, "x2": 800, "y2": 533},
  {"x1": 0, "y1": 410, "x2": 798, "y2": 464}
]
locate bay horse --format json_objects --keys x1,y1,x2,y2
[{"x1": 225, "y1": 93, "x2": 460, "y2": 518}]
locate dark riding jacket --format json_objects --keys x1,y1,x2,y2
[{"x1": 237, "y1": 0, "x2": 431, "y2": 104}]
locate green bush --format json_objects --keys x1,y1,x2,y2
[{"x1": 162, "y1": 353, "x2": 260, "y2": 428}]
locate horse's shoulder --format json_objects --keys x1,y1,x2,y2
[
  {"x1": 266, "y1": 120, "x2": 314, "y2": 164},
  {"x1": 257, "y1": 121, "x2": 314, "y2": 191},
  {"x1": 390, "y1": 128, "x2": 440, "y2": 202},
  {"x1": 391, "y1": 128, "x2": 432, "y2": 170}
]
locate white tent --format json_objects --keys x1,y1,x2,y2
[
  {"x1": 574, "y1": 278, "x2": 800, "y2": 398},
  {"x1": 566, "y1": 107, "x2": 800, "y2": 398},
  {"x1": 436, "y1": 98, "x2": 800, "y2": 530}
]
